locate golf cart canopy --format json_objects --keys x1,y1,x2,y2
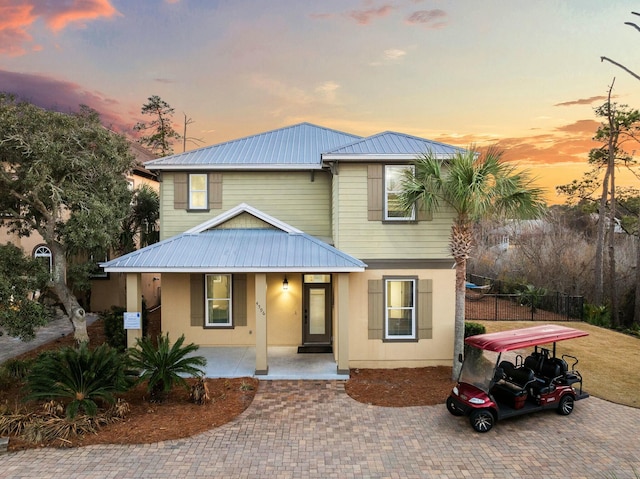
[{"x1": 465, "y1": 325, "x2": 588, "y2": 352}]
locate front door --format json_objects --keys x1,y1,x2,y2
[{"x1": 302, "y1": 282, "x2": 332, "y2": 345}]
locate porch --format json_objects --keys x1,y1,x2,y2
[{"x1": 196, "y1": 346, "x2": 349, "y2": 380}]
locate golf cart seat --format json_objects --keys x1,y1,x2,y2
[{"x1": 492, "y1": 361, "x2": 536, "y2": 409}]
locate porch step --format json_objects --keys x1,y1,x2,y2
[{"x1": 297, "y1": 345, "x2": 333, "y2": 354}]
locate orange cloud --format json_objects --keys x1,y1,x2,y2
[
  {"x1": 0, "y1": 0, "x2": 119, "y2": 56},
  {"x1": 554, "y1": 95, "x2": 608, "y2": 107}
]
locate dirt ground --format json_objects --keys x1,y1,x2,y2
[{"x1": 2, "y1": 317, "x2": 454, "y2": 450}]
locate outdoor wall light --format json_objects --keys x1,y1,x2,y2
[{"x1": 283, "y1": 276, "x2": 289, "y2": 291}]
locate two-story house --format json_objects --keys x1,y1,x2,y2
[{"x1": 103, "y1": 123, "x2": 460, "y2": 375}]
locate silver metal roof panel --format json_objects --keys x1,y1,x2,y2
[
  {"x1": 102, "y1": 229, "x2": 366, "y2": 273},
  {"x1": 146, "y1": 123, "x2": 362, "y2": 170}
]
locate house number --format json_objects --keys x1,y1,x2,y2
[{"x1": 255, "y1": 301, "x2": 266, "y2": 317}]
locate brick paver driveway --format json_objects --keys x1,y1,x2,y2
[{"x1": 3, "y1": 381, "x2": 639, "y2": 479}]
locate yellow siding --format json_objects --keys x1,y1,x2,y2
[
  {"x1": 160, "y1": 171, "x2": 332, "y2": 239},
  {"x1": 333, "y1": 164, "x2": 454, "y2": 259},
  {"x1": 161, "y1": 273, "x2": 302, "y2": 347},
  {"x1": 347, "y1": 269, "x2": 455, "y2": 368}
]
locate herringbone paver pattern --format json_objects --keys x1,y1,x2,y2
[{"x1": 2, "y1": 381, "x2": 639, "y2": 478}]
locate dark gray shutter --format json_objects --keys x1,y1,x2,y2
[
  {"x1": 190, "y1": 274, "x2": 204, "y2": 327},
  {"x1": 174, "y1": 173, "x2": 188, "y2": 210},
  {"x1": 232, "y1": 274, "x2": 247, "y2": 327},
  {"x1": 418, "y1": 279, "x2": 433, "y2": 339},
  {"x1": 368, "y1": 279, "x2": 383, "y2": 339},
  {"x1": 367, "y1": 165, "x2": 383, "y2": 221},
  {"x1": 209, "y1": 173, "x2": 222, "y2": 210}
]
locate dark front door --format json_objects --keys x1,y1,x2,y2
[{"x1": 303, "y1": 283, "x2": 332, "y2": 344}]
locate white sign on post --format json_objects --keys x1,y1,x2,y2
[{"x1": 124, "y1": 312, "x2": 141, "y2": 330}]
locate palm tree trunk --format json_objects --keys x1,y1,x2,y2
[{"x1": 453, "y1": 258, "x2": 466, "y2": 380}]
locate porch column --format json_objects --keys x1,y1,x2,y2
[
  {"x1": 336, "y1": 273, "x2": 350, "y2": 374},
  {"x1": 254, "y1": 273, "x2": 268, "y2": 375},
  {"x1": 126, "y1": 273, "x2": 143, "y2": 349}
]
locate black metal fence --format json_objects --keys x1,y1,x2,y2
[{"x1": 466, "y1": 274, "x2": 584, "y2": 322}]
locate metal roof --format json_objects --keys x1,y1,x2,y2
[
  {"x1": 322, "y1": 131, "x2": 466, "y2": 160},
  {"x1": 102, "y1": 229, "x2": 366, "y2": 273},
  {"x1": 145, "y1": 123, "x2": 362, "y2": 171},
  {"x1": 465, "y1": 325, "x2": 589, "y2": 352}
]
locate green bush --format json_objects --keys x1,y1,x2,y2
[
  {"x1": 128, "y1": 333, "x2": 206, "y2": 402},
  {"x1": 26, "y1": 343, "x2": 132, "y2": 418},
  {"x1": 583, "y1": 303, "x2": 611, "y2": 328},
  {"x1": 1, "y1": 358, "x2": 34, "y2": 380},
  {"x1": 102, "y1": 306, "x2": 127, "y2": 351},
  {"x1": 464, "y1": 322, "x2": 486, "y2": 338}
]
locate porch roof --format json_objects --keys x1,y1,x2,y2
[{"x1": 101, "y1": 228, "x2": 367, "y2": 273}]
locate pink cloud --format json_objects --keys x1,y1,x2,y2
[
  {"x1": 406, "y1": 9, "x2": 447, "y2": 28},
  {"x1": 554, "y1": 96, "x2": 609, "y2": 107},
  {"x1": 347, "y1": 5, "x2": 394, "y2": 25},
  {"x1": 0, "y1": 69, "x2": 133, "y2": 133},
  {"x1": 0, "y1": 0, "x2": 119, "y2": 56}
]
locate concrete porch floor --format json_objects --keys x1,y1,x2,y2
[{"x1": 196, "y1": 346, "x2": 349, "y2": 380}]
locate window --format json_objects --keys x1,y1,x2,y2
[
  {"x1": 189, "y1": 173, "x2": 208, "y2": 210},
  {"x1": 205, "y1": 274, "x2": 232, "y2": 327},
  {"x1": 33, "y1": 245, "x2": 52, "y2": 277},
  {"x1": 385, "y1": 278, "x2": 416, "y2": 340},
  {"x1": 384, "y1": 165, "x2": 415, "y2": 221}
]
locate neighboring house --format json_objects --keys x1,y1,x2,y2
[
  {"x1": 0, "y1": 143, "x2": 161, "y2": 313},
  {"x1": 103, "y1": 123, "x2": 461, "y2": 374}
]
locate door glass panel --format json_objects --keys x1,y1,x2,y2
[{"x1": 309, "y1": 289, "x2": 326, "y2": 335}]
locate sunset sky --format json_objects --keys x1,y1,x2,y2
[{"x1": 2, "y1": 0, "x2": 640, "y2": 203}]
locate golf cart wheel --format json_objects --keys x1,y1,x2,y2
[
  {"x1": 446, "y1": 397, "x2": 464, "y2": 416},
  {"x1": 470, "y1": 409, "x2": 494, "y2": 433},
  {"x1": 557, "y1": 395, "x2": 575, "y2": 416}
]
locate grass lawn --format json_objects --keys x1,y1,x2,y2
[{"x1": 477, "y1": 320, "x2": 640, "y2": 408}]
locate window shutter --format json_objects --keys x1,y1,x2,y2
[
  {"x1": 174, "y1": 173, "x2": 188, "y2": 210},
  {"x1": 368, "y1": 279, "x2": 383, "y2": 339},
  {"x1": 367, "y1": 165, "x2": 383, "y2": 221},
  {"x1": 418, "y1": 279, "x2": 433, "y2": 339},
  {"x1": 190, "y1": 274, "x2": 204, "y2": 327},
  {"x1": 232, "y1": 274, "x2": 247, "y2": 326},
  {"x1": 209, "y1": 173, "x2": 222, "y2": 210}
]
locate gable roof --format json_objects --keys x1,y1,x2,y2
[
  {"x1": 102, "y1": 204, "x2": 366, "y2": 273},
  {"x1": 322, "y1": 131, "x2": 466, "y2": 161},
  {"x1": 145, "y1": 123, "x2": 362, "y2": 171}
]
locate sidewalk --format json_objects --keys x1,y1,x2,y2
[{"x1": 0, "y1": 313, "x2": 98, "y2": 363}]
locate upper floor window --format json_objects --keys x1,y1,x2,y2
[
  {"x1": 385, "y1": 278, "x2": 416, "y2": 340},
  {"x1": 189, "y1": 173, "x2": 208, "y2": 210},
  {"x1": 205, "y1": 274, "x2": 232, "y2": 327},
  {"x1": 384, "y1": 165, "x2": 415, "y2": 221}
]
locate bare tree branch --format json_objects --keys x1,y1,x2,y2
[
  {"x1": 600, "y1": 56, "x2": 640, "y2": 81},
  {"x1": 624, "y1": 21, "x2": 640, "y2": 33}
]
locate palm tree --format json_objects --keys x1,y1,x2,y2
[{"x1": 399, "y1": 147, "x2": 546, "y2": 378}]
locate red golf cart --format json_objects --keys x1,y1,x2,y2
[{"x1": 446, "y1": 324, "x2": 589, "y2": 433}]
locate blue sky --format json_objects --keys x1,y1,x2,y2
[{"x1": 1, "y1": 1, "x2": 639, "y2": 200}]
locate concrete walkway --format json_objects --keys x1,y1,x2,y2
[{"x1": 2, "y1": 381, "x2": 640, "y2": 478}]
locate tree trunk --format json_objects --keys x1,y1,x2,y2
[
  {"x1": 636, "y1": 213, "x2": 640, "y2": 326},
  {"x1": 453, "y1": 257, "x2": 466, "y2": 380},
  {"x1": 50, "y1": 242, "x2": 89, "y2": 343},
  {"x1": 594, "y1": 166, "x2": 610, "y2": 305}
]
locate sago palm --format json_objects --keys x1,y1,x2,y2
[
  {"x1": 128, "y1": 333, "x2": 206, "y2": 402},
  {"x1": 399, "y1": 146, "x2": 546, "y2": 378}
]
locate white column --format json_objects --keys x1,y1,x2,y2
[
  {"x1": 126, "y1": 273, "x2": 143, "y2": 349},
  {"x1": 336, "y1": 273, "x2": 350, "y2": 374},
  {"x1": 254, "y1": 273, "x2": 268, "y2": 375}
]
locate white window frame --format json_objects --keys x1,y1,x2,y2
[
  {"x1": 189, "y1": 173, "x2": 208, "y2": 210},
  {"x1": 205, "y1": 274, "x2": 232, "y2": 327},
  {"x1": 384, "y1": 278, "x2": 416, "y2": 340},
  {"x1": 33, "y1": 245, "x2": 52, "y2": 277},
  {"x1": 384, "y1": 165, "x2": 415, "y2": 221}
]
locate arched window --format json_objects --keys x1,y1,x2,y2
[{"x1": 33, "y1": 245, "x2": 52, "y2": 276}]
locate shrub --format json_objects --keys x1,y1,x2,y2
[
  {"x1": 583, "y1": 303, "x2": 611, "y2": 328},
  {"x1": 26, "y1": 343, "x2": 132, "y2": 418},
  {"x1": 1, "y1": 357, "x2": 34, "y2": 380},
  {"x1": 128, "y1": 333, "x2": 206, "y2": 402},
  {"x1": 464, "y1": 322, "x2": 486, "y2": 338},
  {"x1": 102, "y1": 306, "x2": 127, "y2": 351}
]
